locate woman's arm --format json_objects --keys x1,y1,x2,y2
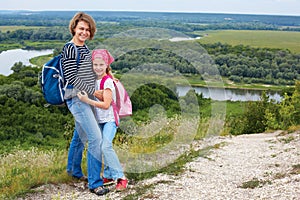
[{"x1": 77, "y1": 89, "x2": 112, "y2": 109}]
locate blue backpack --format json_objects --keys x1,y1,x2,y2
[{"x1": 41, "y1": 43, "x2": 79, "y2": 105}]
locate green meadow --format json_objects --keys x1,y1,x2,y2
[
  {"x1": 197, "y1": 30, "x2": 300, "y2": 53},
  {"x1": 0, "y1": 26, "x2": 44, "y2": 32}
]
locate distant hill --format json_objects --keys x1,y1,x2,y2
[{"x1": 0, "y1": 10, "x2": 299, "y2": 27}]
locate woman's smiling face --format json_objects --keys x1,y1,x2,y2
[{"x1": 73, "y1": 20, "x2": 90, "y2": 45}]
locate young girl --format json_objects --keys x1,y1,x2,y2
[{"x1": 77, "y1": 49, "x2": 128, "y2": 191}]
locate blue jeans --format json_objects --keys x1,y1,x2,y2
[
  {"x1": 66, "y1": 127, "x2": 85, "y2": 179},
  {"x1": 66, "y1": 97, "x2": 104, "y2": 189},
  {"x1": 99, "y1": 121, "x2": 124, "y2": 180}
]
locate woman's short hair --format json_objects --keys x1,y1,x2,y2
[{"x1": 69, "y1": 12, "x2": 96, "y2": 40}]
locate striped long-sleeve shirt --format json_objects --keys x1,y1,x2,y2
[{"x1": 61, "y1": 43, "x2": 96, "y2": 95}]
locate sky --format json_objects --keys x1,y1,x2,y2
[{"x1": 1, "y1": 0, "x2": 300, "y2": 16}]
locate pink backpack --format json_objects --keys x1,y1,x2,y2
[{"x1": 100, "y1": 75, "x2": 132, "y2": 126}]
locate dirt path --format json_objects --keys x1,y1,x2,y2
[{"x1": 20, "y1": 131, "x2": 300, "y2": 200}]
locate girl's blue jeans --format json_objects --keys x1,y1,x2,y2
[
  {"x1": 99, "y1": 121, "x2": 124, "y2": 180},
  {"x1": 66, "y1": 97, "x2": 104, "y2": 189}
]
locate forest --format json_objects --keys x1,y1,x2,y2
[{"x1": 1, "y1": 29, "x2": 300, "y2": 85}]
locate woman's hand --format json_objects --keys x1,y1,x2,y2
[{"x1": 77, "y1": 91, "x2": 90, "y2": 103}]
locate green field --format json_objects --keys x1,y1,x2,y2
[
  {"x1": 197, "y1": 30, "x2": 300, "y2": 53},
  {"x1": 0, "y1": 26, "x2": 44, "y2": 32}
]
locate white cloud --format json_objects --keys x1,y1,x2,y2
[{"x1": 274, "y1": 0, "x2": 298, "y2": 3}]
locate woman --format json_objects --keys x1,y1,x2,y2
[{"x1": 61, "y1": 12, "x2": 108, "y2": 196}]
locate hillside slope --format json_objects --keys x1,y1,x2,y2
[{"x1": 19, "y1": 131, "x2": 300, "y2": 200}]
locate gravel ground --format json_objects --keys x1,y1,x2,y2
[{"x1": 19, "y1": 130, "x2": 300, "y2": 200}]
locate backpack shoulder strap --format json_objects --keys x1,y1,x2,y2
[
  {"x1": 75, "y1": 44, "x2": 80, "y2": 65},
  {"x1": 100, "y1": 75, "x2": 111, "y2": 90},
  {"x1": 99, "y1": 75, "x2": 119, "y2": 126}
]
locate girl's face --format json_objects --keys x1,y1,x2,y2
[
  {"x1": 73, "y1": 20, "x2": 90, "y2": 45},
  {"x1": 93, "y1": 58, "x2": 107, "y2": 77}
]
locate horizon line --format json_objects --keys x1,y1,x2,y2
[{"x1": 1, "y1": 9, "x2": 299, "y2": 17}]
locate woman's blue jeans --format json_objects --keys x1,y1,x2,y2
[
  {"x1": 66, "y1": 97, "x2": 104, "y2": 189},
  {"x1": 66, "y1": 127, "x2": 85, "y2": 179},
  {"x1": 99, "y1": 121, "x2": 124, "y2": 180}
]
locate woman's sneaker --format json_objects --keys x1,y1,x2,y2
[
  {"x1": 78, "y1": 175, "x2": 88, "y2": 182},
  {"x1": 71, "y1": 175, "x2": 88, "y2": 182},
  {"x1": 103, "y1": 178, "x2": 115, "y2": 186},
  {"x1": 116, "y1": 179, "x2": 128, "y2": 191},
  {"x1": 90, "y1": 186, "x2": 109, "y2": 196}
]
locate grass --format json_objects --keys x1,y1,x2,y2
[
  {"x1": 287, "y1": 125, "x2": 300, "y2": 132},
  {"x1": 291, "y1": 164, "x2": 300, "y2": 174},
  {"x1": 197, "y1": 30, "x2": 300, "y2": 53},
  {"x1": 239, "y1": 178, "x2": 272, "y2": 189},
  {"x1": 1, "y1": 116, "x2": 298, "y2": 198},
  {"x1": 0, "y1": 41, "x2": 62, "y2": 53},
  {"x1": 0, "y1": 148, "x2": 77, "y2": 199},
  {"x1": 30, "y1": 54, "x2": 54, "y2": 67},
  {"x1": 115, "y1": 116, "x2": 201, "y2": 174},
  {"x1": 123, "y1": 183, "x2": 157, "y2": 200},
  {"x1": 0, "y1": 115, "x2": 216, "y2": 199},
  {"x1": 0, "y1": 43, "x2": 22, "y2": 51},
  {"x1": 0, "y1": 26, "x2": 45, "y2": 32},
  {"x1": 183, "y1": 75, "x2": 287, "y2": 91},
  {"x1": 279, "y1": 135, "x2": 295, "y2": 144},
  {"x1": 122, "y1": 143, "x2": 217, "y2": 199},
  {"x1": 0, "y1": 143, "x2": 212, "y2": 199}
]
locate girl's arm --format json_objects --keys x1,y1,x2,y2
[{"x1": 77, "y1": 89, "x2": 112, "y2": 109}]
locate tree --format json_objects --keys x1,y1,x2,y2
[
  {"x1": 278, "y1": 93, "x2": 294, "y2": 129},
  {"x1": 291, "y1": 81, "x2": 300, "y2": 124},
  {"x1": 11, "y1": 62, "x2": 25, "y2": 73}
]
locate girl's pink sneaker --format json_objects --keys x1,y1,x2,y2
[{"x1": 116, "y1": 179, "x2": 128, "y2": 191}]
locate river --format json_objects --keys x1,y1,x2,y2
[
  {"x1": 177, "y1": 85, "x2": 282, "y2": 102},
  {"x1": 0, "y1": 48, "x2": 53, "y2": 76}
]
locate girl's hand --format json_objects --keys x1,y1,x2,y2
[
  {"x1": 94, "y1": 90, "x2": 104, "y2": 101},
  {"x1": 77, "y1": 91, "x2": 90, "y2": 103}
]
